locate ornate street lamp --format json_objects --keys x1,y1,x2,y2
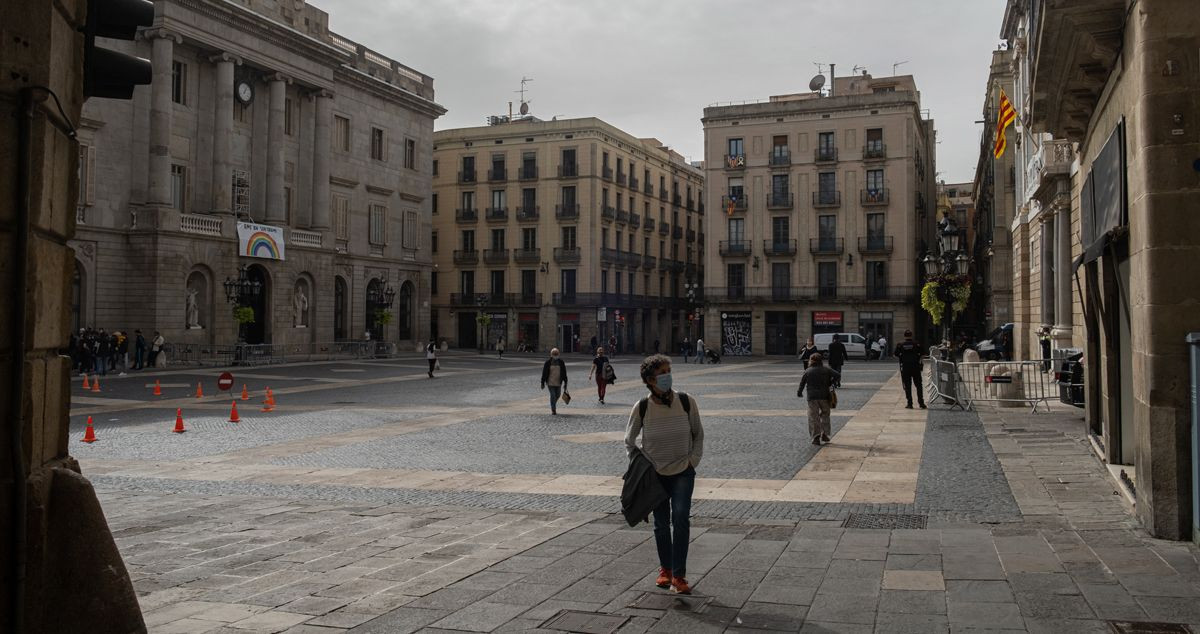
[
  {"x1": 923, "y1": 215, "x2": 971, "y2": 346},
  {"x1": 683, "y1": 281, "x2": 699, "y2": 341},
  {"x1": 223, "y1": 266, "x2": 262, "y2": 345}
]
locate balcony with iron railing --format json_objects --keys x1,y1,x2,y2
[
  {"x1": 812, "y1": 191, "x2": 842, "y2": 208},
  {"x1": 555, "y1": 204, "x2": 579, "y2": 220},
  {"x1": 518, "y1": 165, "x2": 538, "y2": 180},
  {"x1": 809, "y1": 238, "x2": 844, "y2": 255},
  {"x1": 485, "y1": 206, "x2": 508, "y2": 222},
  {"x1": 686, "y1": 198, "x2": 694, "y2": 211},
  {"x1": 516, "y1": 205, "x2": 539, "y2": 221},
  {"x1": 722, "y1": 195, "x2": 748, "y2": 213},
  {"x1": 487, "y1": 168, "x2": 507, "y2": 182},
  {"x1": 514, "y1": 247, "x2": 541, "y2": 263},
  {"x1": 602, "y1": 166, "x2": 613, "y2": 180},
  {"x1": 643, "y1": 255, "x2": 657, "y2": 270},
  {"x1": 453, "y1": 249, "x2": 479, "y2": 265},
  {"x1": 623, "y1": 252, "x2": 642, "y2": 268},
  {"x1": 450, "y1": 292, "x2": 544, "y2": 307},
  {"x1": 616, "y1": 171, "x2": 627, "y2": 186},
  {"x1": 553, "y1": 247, "x2": 581, "y2": 263},
  {"x1": 629, "y1": 175, "x2": 639, "y2": 191},
  {"x1": 763, "y1": 239, "x2": 798, "y2": 256},
  {"x1": 724, "y1": 154, "x2": 746, "y2": 169},
  {"x1": 769, "y1": 148, "x2": 791, "y2": 167},
  {"x1": 483, "y1": 248, "x2": 510, "y2": 264},
  {"x1": 514, "y1": 292, "x2": 543, "y2": 306},
  {"x1": 601, "y1": 205, "x2": 616, "y2": 221},
  {"x1": 658, "y1": 222, "x2": 670, "y2": 236},
  {"x1": 703, "y1": 285, "x2": 916, "y2": 303},
  {"x1": 455, "y1": 208, "x2": 478, "y2": 223},
  {"x1": 659, "y1": 187, "x2": 668, "y2": 201},
  {"x1": 863, "y1": 143, "x2": 887, "y2": 160},
  {"x1": 857, "y1": 236, "x2": 894, "y2": 254},
  {"x1": 698, "y1": 200, "x2": 705, "y2": 215},
  {"x1": 767, "y1": 192, "x2": 794, "y2": 210},
  {"x1": 616, "y1": 210, "x2": 629, "y2": 224},
  {"x1": 629, "y1": 213, "x2": 641, "y2": 229},
  {"x1": 643, "y1": 181, "x2": 653, "y2": 195},
  {"x1": 672, "y1": 226, "x2": 683, "y2": 239},
  {"x1": 458, "y1": 170, "x2": 476, "y2": 184},
  {"x1": 600, "y1": 248, "x2": 623, "y2": 266},
  {"x1": 686, "y1": 229, "x2": 696, "y2": 243},
  {"x1": 558, "y1": 163, "x2": 579, "y2": 178},
  {"x1": 719, "y1": 240, "x2": 752, "y2": 257},
  {"x1": 644, "y1": 217, "x2": 655, "y2": 232},
  {"x1": 860, "y1": 188, "x2": 890, "y2": 206},
  {"x1": 672, "y1": 193, "x2": 682, "y2": 207},
  {"x1": 815, "y1": 147, "x2": 838, "y2": 163}
]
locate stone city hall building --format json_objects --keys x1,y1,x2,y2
[
  {"x1": 701, "y1": 73, "x2": 937, "y2": 356},
  {"x1": 72, "y1": 0, "x2": 444, "y2": 352},
  {"x1": 431, "y1": 117, "x2": 704, "y2": 353}
]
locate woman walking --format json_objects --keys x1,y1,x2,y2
[
  {"x1": 625, "y1": 354, "x2": 704, "y2": 594},
  {"x1": 797, "y1": 353, "x2": 839, "y2": 445},
  {"x1": 798, "y1": 337, "x2": 817, "y2": 366},
  {"x1": 425, "y1": 339, "x2": 438, "y2": 378},
  {"x1": 540, "y1": 348, "x2": 568, "y2": 415},
  {"x1": 587, "y1": 346, "x2": 611, "y2": 404}
]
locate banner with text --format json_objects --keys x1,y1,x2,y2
[
  {"x1": 721, "y1": 311, "x2": 752, "y2": 356},
  {"x1": 237, "y1": 222, "x2": 287, "y2": 261}
]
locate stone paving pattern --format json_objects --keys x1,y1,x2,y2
[{"x1": 70, "y1": 352, "x2": 1200, "y2": 632}]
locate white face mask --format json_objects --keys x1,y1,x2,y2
[{"x1": 655, "y1": 373, "x2": 673, "y2": 393}]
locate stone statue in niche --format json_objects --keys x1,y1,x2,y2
[
  {"x1": 292, "y1": 284, "x2": 309, "y2": 328},
  {"x1": 186, "y1": 287, "x2": 202, "y2": 329}
]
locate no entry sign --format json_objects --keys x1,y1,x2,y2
[{"x1": 217, "y1": 371, "x2": 234, "y2": 391}]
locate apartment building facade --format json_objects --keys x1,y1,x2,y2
[
  {"x1": 431, "y1": 118, "x2": 704, "y2": 353},
  {"x1": 72, "y1": 0, "x2": 444, "y2": 351},
  {"x1": 701, "y1": 74, "x2": 937, "y2": 356}
]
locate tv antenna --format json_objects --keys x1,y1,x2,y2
[
  {"x1": 892, "y1": 60, "x2": 909, "y2": 76},
  {"x1": 852, "y1": 64, "x2": 867, "y2": 76},
  {"x1": 810, "y1": 62, "x2": 832, "y2": 95},
  {"x1": 515, "y1": 76, "x2": 533, "y2": 115}
]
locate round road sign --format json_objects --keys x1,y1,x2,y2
[{"x1": 217, "y1": 371, "x2": 234, "y2": 391}]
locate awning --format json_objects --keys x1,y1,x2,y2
[{"x1": 1072, "y1": 227, "x2": 1124, "y2": 270}]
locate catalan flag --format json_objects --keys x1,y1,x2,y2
[{"x1": 993, "y1": 89, "x2": 1017, "y2": 159}]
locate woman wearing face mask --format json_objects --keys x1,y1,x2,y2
[
  {"x1": 540, "y1": 348, "x2": 568, "y2": 415},
  {"x1": 798, "y1": 337, "x2": 818, "y2": 366},
  {"x1": 587, "y1": 346, "x2": 611, "y2": 404},
  {"x1": 624, "y1": 354, "x2": 704, "y2": 594}
]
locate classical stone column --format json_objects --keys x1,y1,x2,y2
[
  {"x1": 310, "y1": 90, "x2": 333, "y2": 229},
  {"x1": 265, "y1": 74, "x2": 288, "y2": 224},
  {"x1": 1052, "y1": 196, "x2": 1073, "y2": 346},
  {"x1": 147, "y1": 31, "x2": 179, "y2": 207},
  {"x1": 210, "y1": 54, "x2": 239, "y2": 215}
]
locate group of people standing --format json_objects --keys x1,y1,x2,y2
[{"x1": 68, "y1": 328, "x2": 165, "y2": 376}]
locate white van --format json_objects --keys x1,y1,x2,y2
[{"x1": 813, "y1": 333, "x2": 870, "y2": 360}]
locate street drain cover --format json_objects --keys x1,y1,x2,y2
[
  {"x1": 1107, "y1": 622, "x2": 1193, "y2": 633},
  {"x1": 631, "y1": 591, "x2": 713, "y2": 613},
  {"x1": 842, "y1": 513, "x2": 928, "y2": 529},
  {"x1": 541, "y1": 610, "x2": 628, "y2": 633}
]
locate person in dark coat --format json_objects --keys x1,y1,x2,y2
[
  {"x1": 587, "y1": 347, "x2": 611, "y2": 404},
  {"x1": 827, "y1": 335, "x2": 847, "y2": 387},
  {"x1": 133, "y1": 330, "x2": 146, "y2": 370},
  {"x1": 893, "y1": 329, "x2": 927, "y2": 409},
  {"x1": 798, "y1": 337, "x2": 818, "y2": 366},
  {"x1": 540, "y1": 348, "x2": 568, "y2": 414},
  {"x1": 95, "y1": 329, "x2": 111, "y2": 376},
  {"x1": 798, "y1": 353, "x2": 840, "y2": 445}
]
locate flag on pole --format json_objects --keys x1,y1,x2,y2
[{"x1": 993, "y1": 89, "x2": 1016, "y2": 159}]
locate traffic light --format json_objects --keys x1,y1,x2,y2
[{"x1": 83, "y1": 0, "x2": 154, "y2": 100}]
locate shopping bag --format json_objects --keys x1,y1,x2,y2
[{"x1": 562, "y1": 390, "x2": 572, "y2": 405}]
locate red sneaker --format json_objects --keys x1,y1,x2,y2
[
  {"x1": 670, "y1": 576, "x2": 691, "y2": 594},
  {"x1": 655, "y1": 567, "x2": 671, "y2": 588}
]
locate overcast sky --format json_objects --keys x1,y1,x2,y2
[{"x1": 314, "y1": 0, "x2": 1006, "y2": 184}]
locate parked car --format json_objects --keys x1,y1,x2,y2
[
  {"x1": 814, "y1": 333, "x2": 871, "y2": 360},
  {"x1": 975, "y1": 323, "x2": 1014, "y2": 360}
]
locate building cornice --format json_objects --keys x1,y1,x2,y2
[
  {"x1": 334, "y1": 66, "x2": 446, "y2": 119},
  {"x1": 365, "y1": 185, "x2": 394, "y2": 196}
]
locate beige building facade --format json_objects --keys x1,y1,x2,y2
[
  {"x1": 701, "y1": 74, "x2": 937, "y2": 355},
  {"x1": 1003, "y1": 0, "x2": 1199, "y2": 541},
  {"x1": 431, "y1": 118, "x2": 703, "y2": 354},
  {"x1": 73, "y1": 0, "x2": 444, "y2": 352}
]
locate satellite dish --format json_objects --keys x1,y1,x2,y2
[
  {"x1": 809, "y1": 74, "x2": 826, "y2": 92},
  {"x1": 519, "y1": 102, "x2": 529, "y2": 115}
]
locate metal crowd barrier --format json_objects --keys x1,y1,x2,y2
[
  {"x1": 925, "y1": 358, "x2": 1053, "y2": 413},
  {"x1": 161, "y1": 341, "x2": 398, "y2": 368}
]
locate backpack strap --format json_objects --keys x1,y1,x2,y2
[
  {"x1": 639, "y1": 392, "x2": 691, "y2": 420},
  {"x1": 638, "y1": 397, "x2": 649, "y2": 420}
]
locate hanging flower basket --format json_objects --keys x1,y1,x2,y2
[{"x1": 920, "y1": 274, "x2": 971, "y2": 325}]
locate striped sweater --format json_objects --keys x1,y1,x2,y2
[{"x1": 624, "y1": 392, "x2": 704, "y2": 476}]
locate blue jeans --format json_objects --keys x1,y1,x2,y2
[
  {"x1": 548, "y1": 386, "x2": 562, "y2": 412},
  {"x1": 94, "y1": 355, "x2": 107, "y2": 375},
  {"x1": 652, "y1": 465, "x2": 695, "y2": 577}
]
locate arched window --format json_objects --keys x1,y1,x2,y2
[{"x1": 397, "y1": 281, "x2": 414, "y2": 340}]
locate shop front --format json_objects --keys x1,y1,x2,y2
[
  {"x1": 558, "y1": 313, "x2": 580, "y2": 353},
  {"x1": 518, "y1": 312, "x2": 539, "y2": 352},
  {"x1": 812, "y1": 310, "x2": 844, "y2": 336},
  {"x1": 721, "y1": 311, "x2": 752, "y2": 356},
  {"x1": 765, "y1": 311, "x2": 798, "y2": 355}
]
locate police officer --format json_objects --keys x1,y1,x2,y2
[
  {"x1": 893, "y1": 329, "x2": 926, "y2": 409},
  {"x1": 1038, "y1": 325, "x2": 1052, "y2": 372}
]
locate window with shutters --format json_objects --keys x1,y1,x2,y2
[
  {"x1": 170, "y1": 164, "x2": 187, "y2": 210},
  {"x1": 370, "y1": 127, "x2": 386, "y2": 161},
  {"x1": 403, "y1": 211, "x2": 418, "y2": 250},
  {"x1": 369, "y1": 204, "x2": 387, "y2": 245},
  {"x1": 334, "y1": 115, "x2": 350, "y2": 152},
  {"x1": 333, "y1": 195, "x2": 349, "y2": 240}
]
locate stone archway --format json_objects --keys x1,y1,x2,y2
[
  {"x1": 244, "y1": 264, "x2": 271, "y2": 344},
  {"x1": 365, "y1": 278, "x2": 382, "y2": 341}
]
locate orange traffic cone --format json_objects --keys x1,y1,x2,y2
[
  {"x1": 266, "y1": 387, "x2": 275, "y2": 406},
  {"x1": 153, "y1": 379, "x2": 162, "y2": 396},
  {"x1": 173, "y1": 408, "x2": 186, "y2": 433},
  {"x1": 261, "y1": 394, "x2": 274, "y2": 412},
  {"x1": 81, "y1": 374, "x2": 90, "y2": 390},
  {"x1": 91, "y1": 376, "x2": 101, "y2": 393},
  {"x1": 229, "y1": 401, "x2": 240, "y2": 423},
  {"x1": 195, "y1": 381, "x2": 204, "y2": 398},
  {"x1": 81, "y1": 416, "x2": 97, "y2": 443},
  {"x1": 240, "y1": 384, "x2": 249, "y2": 401}
]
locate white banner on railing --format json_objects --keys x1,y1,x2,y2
[{"x1": 237, "y1": 222, "x2": 287, "y2": 261}]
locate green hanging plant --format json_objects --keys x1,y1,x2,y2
[
  {"x1": 475, "y1": 313, "x2": 492, "y2": 328},
  {"x1": 232, "y1": 306, "x2": 256, "y2": 325},
  {"x1": 920, "y1": 275, "x2": 971, "y2": 325},
  {"x1": 375, "y1": 309, "x2": 393, "y2": 326}
]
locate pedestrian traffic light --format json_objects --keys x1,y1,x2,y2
[{"x1": 83, "y1": 0, "x2": 155, "y2": 100}]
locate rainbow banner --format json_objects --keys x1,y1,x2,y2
[{"x1": 236, "y1": 222, "x2": 287, "y2": 261}]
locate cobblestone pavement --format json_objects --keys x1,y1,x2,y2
[{"x1": 74, "y1": 354, "x2": 1200, "y2": 632}]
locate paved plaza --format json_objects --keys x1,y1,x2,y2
[{"x1": 70, "y1": 353, "x2": 1200, "y2": 633}]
